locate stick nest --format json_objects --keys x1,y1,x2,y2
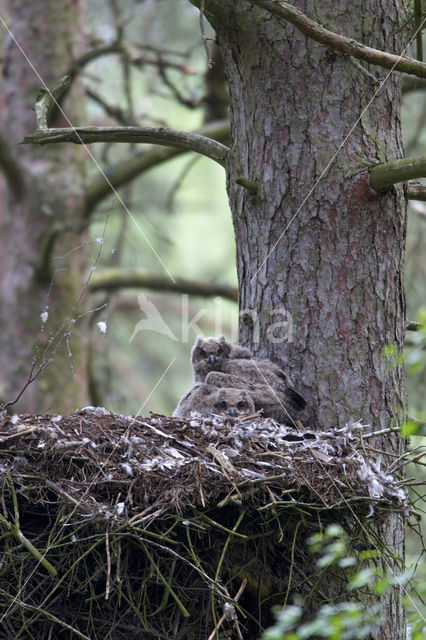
[{"x1": 0, "y1": 409, "x2": 407, "y2": 640}]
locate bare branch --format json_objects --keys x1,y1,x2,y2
[
  {"x1": 199, "y1": 0, "x2": 213, "y2": 69},
  {"x1": 68, "y1": 42, "x2": 122, "y2": 80},
  {"x1": 85, "y1": 120, "x2": 230, "y2": 214},
  {"x1": 85, "y1": 88, "x2": 137, "y2": 125},
  {"x1": 0, "y1": 133, "x2": 25, "y2": 196},
  {"x1": 414, "y1": 0, "x2": 423, "y2": 62},
  {"x1": 369, "y1": 156, "x2": 426, "y2": 191},
  {"x1": 23, "y1": 125, "x2": 229, "y2": 166},
  {"x1": 407, "y1": 321, "x2": 424, "y2": 331},
  {"x1": 250, "y1": 0, "x2": 426, "y2": 79},
  {"x1": 157, "y1": 65, "x2": 199, "y2": 108},
  {"x1": 407, "y1": 182, "x2": 426, "y2": 202},
  {"x1": 402, "y1": 76, "x2": 426, "y2": 93},
  {"x1": 89, "y1": 268, "x2": 238, "y2": 301},
  {"x1": 34, "y1": 75, "x2": 71, "y2": 130},
  {"x1": 69, "y1": 42, "x2": 194, "y2": 80}
]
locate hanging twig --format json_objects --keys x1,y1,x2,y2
[{"x1": 199, "y1": 0, "x2": 214, "y2": 69}]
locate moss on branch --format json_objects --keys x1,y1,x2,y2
[{"x1": 369, "y1": 156, "x2": 426, "y2": 191}]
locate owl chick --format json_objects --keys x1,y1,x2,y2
[
  {"x1": 191, "y1": 335, "x2": 252, "y2": 382},
  {"x1": 205, "y1": 370, "x2": 316, "y2": 428},
  {"x1": 173, "y1": 383, "x2": 255, "y2": 419},
  {"x1": 211, "y1": 387, "x2": 255, "y2": 418},
  {"x1": 188, "y1": 336, "x2": 317, "y2": 427}
]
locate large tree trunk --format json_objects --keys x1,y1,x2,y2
[
  {"x1": 202, "y1": 1, "x2": 406, "y2": 638},
  {"x1": 0, "y1": 0, "x2": 89, "y2": 413}
]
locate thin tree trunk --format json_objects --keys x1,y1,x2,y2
[
  {"x1": 200, "y1": 1, "x2": 406, "y2": 637},
  {"x1": 0, "y1": 0, "x2": 89, "y2": 413}
]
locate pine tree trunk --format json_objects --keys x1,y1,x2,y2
[
  {"x1": 200, "y1": 1, "x2": 406, "y2": 638},
  {"x1": 0, "y1": 0, "x2": 89, "y2": 413}
]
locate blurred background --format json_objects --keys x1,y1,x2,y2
[
  {"x1": 78, "y1": 0, "x2": 236, "y2": 416},
  {"x1": 0, "y1": 0, "x2": 424, "y2": 420}
]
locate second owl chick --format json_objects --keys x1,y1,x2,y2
[
  {"x1": 205, "y1": 371, "x2": 316, "y2": 427},
  {"x1": 173, "y1": 382, "x2": 255, "y2": 419}
]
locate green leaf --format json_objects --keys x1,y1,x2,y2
[
  {"x1": 373, "y1": 577, "x2": 391, "y2": 595},
  {"x1": 318, "y1": 553, "x2": 338, "y2": 568},
  {"x1": 357, "y1": 550, "x2": 379, "y2": 560},
  {"x1": 325, "y1": 524, "x2": 345, "y2": 538},
  {"x1": 347, "y1": 568, "x2": 375, "y2": 590},
  {"x1": 401, "y1": 420, "x2": 423, "y2": 436},
  {"x1": 338, "y1": 557, "x2": 357, "y2": 568}
]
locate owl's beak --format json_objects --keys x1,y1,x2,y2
[
  {"x1": 207, "y1": 354, "x2": 216, "y2": 365},
  {"x1": 228, "y1": 407, "x2": 238, "y2": 417}
]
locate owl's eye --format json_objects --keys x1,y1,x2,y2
[
  {"x1": 217, "y1": 347, "x2": 223, "y2": 356},
  {"x1": 199, "y1": 349, "x2": 206, "y2": 358},
  {"x1": 216, "y1": 401, "x2": 228, "y2": 411},
  {"x1": 237, "y1": 401, "x2": 247, "y2": 410}
]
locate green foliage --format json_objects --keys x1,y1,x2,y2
[
  {"x1": 261, "y1": 524, "x2": 424, "y2": 640},
  {"x1": 263, "y1": 601, "x2": 379, "y2": 640}
]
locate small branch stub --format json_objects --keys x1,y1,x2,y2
[
  {"x1": 407, "y1": 182, "x2": 426, "y2": 201},
  {"x1": 235, "y1": 176, "x2": 258, "y2": 194},
  {"x1": 34, "y1": 75, "x2": 72, "y2": 130},
  {"x1": 406, "y1": 321, "x2": 423, "y2": 332}
]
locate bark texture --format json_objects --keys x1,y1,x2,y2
[
  {"x1": 0, "y1": 0, "x2": 88, "y2": 412},
  {"x1": 200, "y1": 1, "x2": 406, "y2": 638}
]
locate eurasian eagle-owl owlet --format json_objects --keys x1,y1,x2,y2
[
  {"x1": 172, "y1": 383, "x2": 255, "y2": 419},
  {"x1": 191, "y1": 335, "x2": 251, "y2": 382},
  {"x1": 189, "y1": 335, "x2": 317, "y2": 428},
  {"x1": 191, "y1": 335, "x2": 295, "y2": 390}
]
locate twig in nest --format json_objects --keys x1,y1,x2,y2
[
  {"x1": 105, "y1": 527, "x2": 111, "y2": 600},
  {"x1": 207, "y1": 578, "x2": 247, "y2": 640}
]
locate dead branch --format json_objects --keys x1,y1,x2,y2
[
  {"x1": 23, "y1": 125, "x2": 229, "y2": 166},
  {"x1": 89, "y1": 268, "x2": 238, "y2": 301},
  {"x1": 251, "y1": 0, "x2": 426, "y2": 79},
  {"x1": 0, "y1": 132, "x2": 26, "y2": 196}
]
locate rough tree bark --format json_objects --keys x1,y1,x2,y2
[
  {"x1": 196, "y1": 1, "x2": 407, "y2": 638},
  {"x1": 0, "y1": 0, "x2": 88, "y2": 412}
]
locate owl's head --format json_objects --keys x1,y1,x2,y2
[
  {"x1": 212, "y1": 388, "x2": 255, "y2": 418},
  {"x1": 191, "y1": 335, "x2": 233, "y2": 381}
]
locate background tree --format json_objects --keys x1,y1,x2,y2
[{"x1": 0, "y1": 0, "x2": 90, "y2": 412}]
